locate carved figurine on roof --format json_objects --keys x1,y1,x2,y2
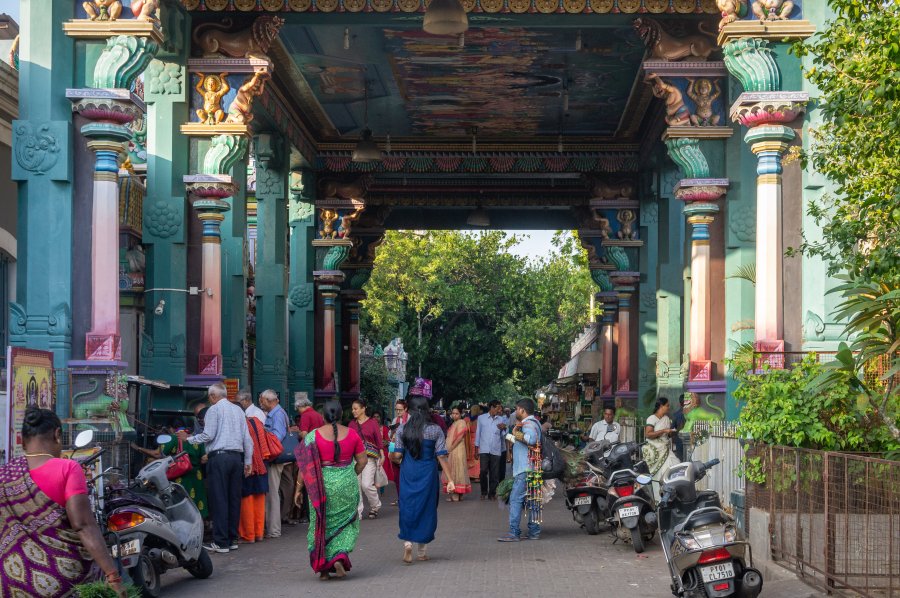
[
  {"x1": 195, "y1": 73, "x2": 229, "y2": 125},
  {"x1": 130, "y1": 0, "x2": 160, "y2": 23},
  {"x1": 225, "y1": 71, "x2": 270, "y2": 125},
  {"x1": 192, "y1": 15, "x2": 285, "y2": 60},
  {"x1": 752, "y1": 0, "x2": 794, "y2": 21},
  {"x1": 633, "y1": 18, "x2": 717, "y2": 62},
  {"x1": 716, "y1": 0, "x2": 749, "y2": 30},
  {"x1": 646, "y1": 74, "x2": 691, "y2": 127},
  {"x1": 687, "y1": 78, "x2": 722, "y2": 126},
  {"x1": 83, "y1": 0, "x2": 123, "y2": 21}
]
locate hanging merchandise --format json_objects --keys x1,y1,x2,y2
[{"x1": 526, "y1": 443, "x2": 543, "y2": 525}]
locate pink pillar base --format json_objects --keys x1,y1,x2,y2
[
  {"x1": 688, "y1": 360, "x2": 713, "y2": 382},
  {"x1": 199, "y1": 353, "x2": 223, "y2": 376},
  {"x1": 85, "y1": 333, "x2": 122, "y2": 361}
]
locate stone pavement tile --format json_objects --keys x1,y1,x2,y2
[{"x1": 161, "y1": 484, "x2": 823, "y2": 598}]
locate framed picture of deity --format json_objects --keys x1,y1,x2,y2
[{"x1": 5, "y1": 347, "x2": 56, "y2": 461}]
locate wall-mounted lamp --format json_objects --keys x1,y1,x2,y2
[{"x1": 154, "y1": 299, "x2": 166, "y2": 316}]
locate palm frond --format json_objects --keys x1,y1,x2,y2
[{"x1": 727, "y1": 263, "x2": 756, "y2": 286}]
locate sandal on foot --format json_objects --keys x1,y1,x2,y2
[
  {"x1": 333, "y1": 562, "x2": 347, "y2": 578},
  {"x1": 367, "y1": 510, "x2": 378, "y2": 519}
]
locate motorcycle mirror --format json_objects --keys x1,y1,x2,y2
[
  {"x1": 74, "y1": 430, "x2": 94, "y2": 448},
  {"x1": 636, "y1": 474, "x2": 653, "y2": 485},
  {"x1": 156, "y1": 434, "x2": 173, "y2": 445}
]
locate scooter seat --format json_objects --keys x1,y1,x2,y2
[{"x1": 674, "y1": 509, "x2": 729, "y2": 533}]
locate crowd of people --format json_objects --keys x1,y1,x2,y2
[{"x1": 0, "y1": 383, "x2": 687, "y2": 593}]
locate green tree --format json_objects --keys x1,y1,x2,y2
[
  {"x1": 359, "y1": 358, "x2": 396, "y2": 415},
  {"x1": 360, "y1": 230, "x2": 595, "y2": 404}
]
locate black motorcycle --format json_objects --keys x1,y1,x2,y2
[
  {"x1": 657, "y1": 458, "x2": 762, "y2": 598},
  {"x1": 564, "y1": 441, "x2": 611, "y2": 535},
  {"x1": 603, "y1": 442, "x2": 656, "y2": 553}
]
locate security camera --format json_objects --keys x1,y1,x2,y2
[{"x1": 154, "y1": 299, "x2": 166, "y2": 316}]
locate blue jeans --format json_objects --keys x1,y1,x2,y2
[{"x1": 509, "y1": 472, "x2": 540, "y2": 538}]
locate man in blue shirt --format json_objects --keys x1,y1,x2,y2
[
  {"x1": 261, "y1": 390, "x2": 289, "y2": 538},
  {"x1": 498, "y1": 398, "x2": 541, "y2": 542},
  {"x1": 475, "y1": 400, "x2": 507, "y2": 500}
]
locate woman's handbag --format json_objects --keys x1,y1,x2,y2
[
  {"x1": 374, "y1": 457, "x2": 389, "y2": 488},
  {"x1": 272, "y1": 432, "x2": 300, "y2": 464},
  {"x1": 166, "y1": 439, "x2": 193, "y2": 481},
  {"x1": 356, "y1": 421, "x2": 381, "y2": 459}
]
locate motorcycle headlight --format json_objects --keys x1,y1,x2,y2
[
  {"x1": 724, "y1": 524, "x2": 737, "y2": 543},
  {"x1": 676, "y1": 533, "x2": 701, "y2": 551}
]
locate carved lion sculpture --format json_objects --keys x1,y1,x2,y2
[
  {"x1": 320, "y1": 179, "x2": 366, "y2": 201},
  {"x1": 592, "y1": 181, "x2": 635, "y2": 200},
  {"x1": 633, "y1": 17, "x2": 717, "y2": 62},
  {"x1": 192, "y1": 16, "x2": 285, "y2": 60}
]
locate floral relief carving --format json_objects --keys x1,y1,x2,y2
[
  {"x1": 729, "y1": 204, "x2": 756, "y2": 242},
  {"x1": 145, "y1": 200, "x2": 181, "y2": 238},
  {"x1": 14, "y1": 122, "x2": 60, "y2": 175}
]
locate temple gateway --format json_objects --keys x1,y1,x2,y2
[{"x1": 4, "y1": 0, "x2": 837, "y2": 423}]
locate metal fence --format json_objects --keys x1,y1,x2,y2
[
  {"x1": 748, "y1": 445, "x2": 900, "y2": 597},
  {"x1": 687, "y1": 421, "x2": 744, "y2": 507}
]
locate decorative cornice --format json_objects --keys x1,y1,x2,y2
[
  {"x1": 730, "y1": 91, "x2": 808, "y2": 127},
  {"x1": 66, "y1": 88, "x2": 145, "y2": 113},
  {"x1": 180, "y1": 122, "x2": 251, "y2": 137},
  {"x1": 717, "y1": 20, "x2": 816, "y2": 46},
  {"x1": 641, "y1": 60, "x2": 729, "y2": 78},
  {"x1": 187, "y1": 57, "x2": 272, "y2": 74},
  {"x1": 63, "y1": 19, "x2": 164, "y2": 45},
  {"x1": 180, "y1": 0, "x2": 718, "y2": 15},
  {"x1": 662, "y1": 126, "x2": 734, "y2": 141},
  {"x1": 316, "y1": 153, "x2": 640, "y2": 175}
]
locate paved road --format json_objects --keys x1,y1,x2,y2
[{"x1": 160, "y1": 484, "x2": 821, "y2": 598}]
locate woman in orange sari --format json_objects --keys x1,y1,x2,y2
[
  {"x1": 443, "y1": 406, "x2": 472, "y2": 501},
  {"x1": 466, "y1": 405, "x2": 481, "y2": 480}
]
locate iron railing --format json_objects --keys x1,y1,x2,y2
[
  {"x1": 749, "y1": 445, "x2": 900, "y2": 597},
  {"x1": 687, "y1": 421, "x2": 744, "y2": 507}
]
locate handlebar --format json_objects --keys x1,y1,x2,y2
[
  {"x1": 76, "y1": 447, "x2": 106, "y2": 468},
  {"x1": 703, "y1": 458, "x2": 721, "y2": 470},
  {"x1": 170, "y1": 451, "x2": 188, "y2": 463}
]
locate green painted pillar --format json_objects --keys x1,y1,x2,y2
[
  {"x1": 638, "y1": 172, "x2": 660, "y2": 414},
  {"x1": 141, "y1": 43, "x2": 191, "y2": 383},
  {"x1": 220, "y1": 156, "x2": 248, "y2": 382},
  {"x1": 288, "y1": 170, "x2": 317, "y2": 402},
  {"x1": 9, "y1": 0, "x2": 76, "y2": 413},
  {"x1": 656, "y1": 165, "x2": 686, "y2": 401},
  {"x1": 251, "y1": 133, "x2": 289, "y2": 401}
]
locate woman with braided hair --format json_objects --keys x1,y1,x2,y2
[{"x1": 294, "y1": 399, "x2": 367, "y2": 581}]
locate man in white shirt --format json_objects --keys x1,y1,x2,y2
[
  {"x1": 588, "y1": 406, "x2": 621, "y2": 444},
  {"x1": 237, "y1": 387, "x2": 266, "y2": 423}
]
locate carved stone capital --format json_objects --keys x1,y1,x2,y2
[
  {"x1": 730, "y1": 91, "x2": 809, "y2": 128},
  {"x1": 674, "y1": 178, "x2": 729, "y2": 202},
  {"x1": 184, "y1": 174, "x2": 237, "y2": 199}
]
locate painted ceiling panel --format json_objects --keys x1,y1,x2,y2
[{"x1": 279, "y1": 24, "x2": 645, "y2": 140}]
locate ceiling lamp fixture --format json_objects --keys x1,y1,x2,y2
[
  {"x1": 470, "y1": 126, "x2": 478, "y2": 154},
  {"x1": 562, "y1": 88, "x2": 569, "y2": 113},
  {"x1": 575, "y1": 30, "x2": 583, "y2": 51},
  {"x1": 458, "y1": 32, "x2": 465, "y2": 48},
  {"x1": 423, "y1": 0, "x2": 468, "y2": 36},
  {"x1": 343, "y1": 28, "x2": 351, "y2": 50},
  {"x1": 385, "y1": 133, "x2": 392, "y2": 153},
  {"x1": 351, "y1": 82, "x2": 382, "y2": 163},
  {"x1": 557, "y1": 133, "x2": 564, "y2": 154},
  {"x1": 466, "y1": 207, "x2": 490, "y2": 227}
]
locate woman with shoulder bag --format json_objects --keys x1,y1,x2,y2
[
  {"x1": 351, "y1": 399, "x2": 383, "y2": 519},
  {"x1": 239, "y1": 415, "x2": 272, "y2": 543}
]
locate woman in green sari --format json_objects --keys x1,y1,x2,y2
[
  {"x1": 294, "y1": 400, "x2": 367, "y2": 581},
  {"x1": 133, "y1": 418, "x2": 208, "y2": 517}
]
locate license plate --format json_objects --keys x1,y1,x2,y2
[
  {"x1": 701, "y1": 562, "x2": 735, "y2": 583},
  {"x1": 111, "y1": 539, "x2": 140, "y2": 558},
  {"x1": 573, "y1": 496, "x2": 592, "y2": 506},
  {"x1": 618, "y1": 506, "x2": 640, "y2": 518}
]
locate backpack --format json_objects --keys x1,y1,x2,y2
[{"x1": 525, "y1": 419, "x2": 565, "y2": 480}]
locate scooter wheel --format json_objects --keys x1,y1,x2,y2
[
  {"x1": 186, "y1": 548, "x2": 214, "y2": 579},
  {"x1": 631, "y1": 528, "x2": 645, "y2": 554},
  {"x1": 584, "y1": 509, "x2": 601, "y2": 535},
  {"x1": 130, "y1": 552, "x2": 161, "y2": 597}
]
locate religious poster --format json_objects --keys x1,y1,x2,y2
[
  {"x1": 5, "y1": 347, "x2": 56, "y2": 461},
  {"x1": 224, "y1": 378, "x2": 240, "y2": 402}
]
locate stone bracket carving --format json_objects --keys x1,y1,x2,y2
[
  {"x1": 201, "y1": 134, "x2": 249, "y2": 176},
  {"x1": 11, "y1": 120, "x2": 72, "y2": 181},
  {"x1": 722, "y1": 37, "x2": 781, "y2": 93},
  {"x1": 94, "y1": 35, "x2": 160, "y2": 90},
  {"x1": 664, "y1": 137, "x2": 710, "y2": 179}
]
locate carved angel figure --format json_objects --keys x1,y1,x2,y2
[
  {"x1": 752, "y1": 0, "x2": 794, "y2": 21},
  {"x1": 195, "y1": 73, "x2": 229, "y2": 125},
  {"x1": 225, "y1": 71, "x2": 270, "y2": 125},
  {"x1": 319, "y1": 208, "x2": 339, "y2": 239},
  {"x1": 647, "y1": 73, "x2": 691, "y2": 127},
  {"x1": 687, "y1": 78, "x2": 722, "y2": 126},
  {"x1": 83, "y1": 0, "x2": 123, "y2": 21},
  {"x1": 617, "y1": 209, "x2": 637, "y2": 240},
  {"x1": 717, "y1": 0, "x2": 748, "y2": 30}
]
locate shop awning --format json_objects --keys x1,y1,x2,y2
[{"x1": 556, "y1": 350, "x2": 601, "y2": 384}]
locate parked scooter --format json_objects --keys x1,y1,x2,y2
[
  {"x1": 564, "y1": 441, "x2": 611, "y2": 534},
  {"x1": 656, "y1": 458, "x2": 762, "y2": 598},
  {"x1": 103, "y1": 434, "x2": 212, "y2": 597},
  {"x1": 603, "y1": 442, "x2": 656, "y2": 553}
]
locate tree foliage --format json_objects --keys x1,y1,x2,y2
[
  {"x1": 794, "y1": 0, "x2": 900, "y2": 284},
  {"x1": 359, "y1": 358, "x2": 396, "y2": 415},
  {"x1": 360, "y1": 231, "x2": 595, "y2": 404}
]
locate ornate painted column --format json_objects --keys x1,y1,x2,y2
[
  {"x1": 314, "y1": 261, "x2": 347, "y2": 394},
  {"x1": 288, "y1": 170, "x2": 316, "y2": 399},
  {"x1": 342, "y1": 293, "x2": 365, "y2": 394},
  {"x1": 252, "y1": 132, "x2": 288, "y2": 399},
  {"x1": 681, "y1": 200, "x2": 722, "y2": 382},
  {"x1": 722, "y1": 27, "x2": 809, "y2": 352},
  {"x1": 590, "y1": 269, "x2": 617, "y2": 401},
  {"x1": 184, "y1": 134, "x2": 249, "y2": 380}
]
